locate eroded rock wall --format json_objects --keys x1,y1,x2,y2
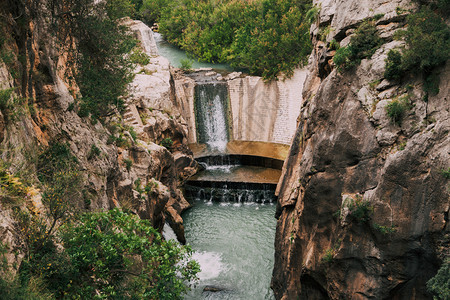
[
  {"x1": 272, "y1": 1, "x2": 449, "y2": 299},
  {"x1": 0, "y1": 3, "x2": 195, "y2": 275}
]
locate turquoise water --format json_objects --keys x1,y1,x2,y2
[
  {"x1": 182, "y1": 199, "x2": 276, "y2": 300},
  {"x1": 153, "y1": 32, "x2": 233, "y2": 71}
]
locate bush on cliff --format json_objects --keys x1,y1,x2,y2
[
  {"x1": 384, "y1": 6, "x2": 449, "y2": 95},
  {"x1": 386, "y1": 98, "x2": 408, "y2": 126},
  {"x1": 49, "y1": 0, "x2": 138, "y2": 120},
  {"x1": 427, "y1": 259, "x2": 450, "y2": 300},
  {"x1": 334, "y1": 21, "x2": 382, "y2": 71}
]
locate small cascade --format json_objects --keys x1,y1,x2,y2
[
  {"x1": 194, "y1": 83, "x2": 229, "y2": 152},
  {"x1": 185, "y1": 184, "x2": 276, "y2": 204}
]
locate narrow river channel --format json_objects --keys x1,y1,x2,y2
[
  {"x1": 183, "y1": 199, "x2": 276, "y2": 299},
  {"x1": 154, "y1": 30, "x2": 277, "y2": 299}
]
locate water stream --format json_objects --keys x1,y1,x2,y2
[
  {"x1": 154, "y1": 31, "x2": 277, "y2": 299},
  {"x1": 153, "y1": 32, "x2": 233, "y2": 71},
  {"x1": 183, "y1": 199, "x2": 276, "y2": 300}
]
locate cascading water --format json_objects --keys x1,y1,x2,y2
[
  {"x1": 194, "y1": 83, "x2": 229, "y2": 152},
  {"x1": 185, "y1": 79, "x2": 277, "y2": 299},
  {"x1": 153, "y1": 31, "x2": 277, "y2": 299}
]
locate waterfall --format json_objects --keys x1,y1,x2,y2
[
  {"x1": 194, "y1": 83, "x2": 229, "y2": 152},
  {"x1": 184, "y1": 184, "x2": 277, "y2": 204}
]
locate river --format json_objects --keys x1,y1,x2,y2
[{"x1": 154, "y1": 31, "x2": 277, "y2": 300}]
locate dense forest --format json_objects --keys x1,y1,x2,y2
[{"x1": 138, "y1": 0, "x2": 315, "y2": 79}]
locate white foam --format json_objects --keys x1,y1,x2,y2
[
  {"x1": 162, "y1": 223, "x2": 178, "y2": 241},
  {"x1": 205, "y1": 165, "x2": 234, "y2": 173},
  {"x1": 192, "y1": 251, "x2": 225, "y2": 280}
]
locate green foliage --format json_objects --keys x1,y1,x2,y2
[
  {"x1": 427, "y1": 259, "x2": 450, "y2": 300},
  {"x1": 322, "y1": 248, "x2": 335, "y2": 263},
  {"x1": 333, "y1": 46, "x2": 354, "y2": 70},
  {"x1": 130, "y1": 47, "x2": 151, "y2": 65},
  {"x1": 373, "y1": 13, "x2": 385, "y2": 20},
  {"x1": 329, "y1": 39, "x2": 340, "y2": 51},
  {"x1": 373, "y1": 223, "x2": 397, "y2": 235},
  {"x1": 49, "y1": 0, "x2": 137, "y2": 120},
  {"x1": 0, "y1": 88, "x2": 27, "y2": 122},
  {"x1": 321, "y1": 240, "x2": 341, "y2": 264},
  {"x1": 180, "y1": 58, "x2": 193, "y2": 72},
  {"x1": 147, "y1": 0, "x2": 314, "y2": 80},
  {"x1": 0, "y1": 165, "x2": 29, "y2": 205},
  {"x1": 11, "y1": 209, "x2": 199, "y2": 299},
  {"x1": 58, "y1": 209, "x2": 199, "y2": 299},
  {"x1": 384, "y1": 49, "x2": 403, "y2": 81},
  {"x1": 344, "y1": 195, "x2": 373, "y2": 223},
  {"x1": 386, "y1": 98, "x2": 407, "y2": 126},
  {"x1": 0, "y1": 276, "x2": 52, "y2": 300},
  {"x1": 160, "y1": 137, "x2": 173, "y2": 149},
  {"x1": 402, "y1": 7, "x2": 449, "y2": 74},
  {"x1": 441, "y1": 168, "x2": 450, "y2": 179},
  {"x1": 124, "y1": 158, "x2": 133, "y2": 171},
  {"x1": 106, "y1": 0, "x2": 136, "y2": 19},
  {"x1": 333, "y1": 21, "x2": 382, "y2": 71},
  {"x1": 37, "y1": 142, "x2": 78, "y2": 184},
  {"x1": 0, "y1": 88, "x2": 14, "y2": 112},
  {"x1": 140, "y1": 0, "x2": 170, "y2": 25},
  {"x1": 37, "y1": 142, "x2": 82, "y2": 228},
  {"x1": 107, "y1": 123, "x2": 137, "y2": 148},
  {"x1": 145, "y1": 179, "x2": 158, "y2": 193},
  {"x1": 384, "y1": 6, "x2": 449, "y2": 95},
  {"x1": 87, "y1": 144, "x2": 101, "y2": 160}
]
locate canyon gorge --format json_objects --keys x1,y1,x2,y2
[{"x1": 0, "y1": 0, "x2": 448, "y2": 299}]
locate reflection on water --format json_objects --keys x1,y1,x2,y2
[{"x1": 153, "y1": 32, "x2": 233, "y2": 71}]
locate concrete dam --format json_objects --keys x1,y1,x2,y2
[{"x1": 171, "y1": 68, "x2": 307, "y2": 202}]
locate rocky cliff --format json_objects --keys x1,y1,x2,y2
[
  {"x1": 272, "y1": 0, "x2": 449, "y2": 299},
  {"x1": 0, "y1": 1, "x2": 195, "y2": 275}
]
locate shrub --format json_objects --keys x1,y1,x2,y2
[
  {"x1": 180, "y1": 58, "x2": 193, "y2": 72},
  {"x1": 334, "y1": 21, "x2": 382, "y2": 71},
  {"x1": 49, "y1": 0, "x2": 137, "y2": 120},
  {"x1": 152, "y1": 0, "x2": 314, "y2": 80},
  {"x1": 427, "y1": 259, "x2": 450, "y2": 300},
  {"x1": 373, "y1": 223, "x2": 397, "y2": 235},
  {"x1": 145, "y1": 179, "x2": 158, "y2": 193},
  {"x1": 87, "y1": 144, "x2": 101, "y2": 160},
  {"x1": 0, "y1": 88, "x2": 14, "y2": 112},
  {"x1": 401, "y1": 7, "x2": 449, "y2": 74},
  {"x1": 0, "y1": 166, "x2": 29, "y2": 205},
  {"x1": 386, "y1": 99, "x2": 407, "y2": 125},
  {"x1": 12, "y1": 209, "x2": 200, "y2": 299},
  {"x1": 333, "y1": 46, "x2": 354, "y2": 71},
  {"x1": 160, "y1": 137, "x2": 173, "y2": 149},
  {"x1": 124, "y1": 158, "x2": 133, "y2": 171},
  {"x1": 59, "y1": 209, "x2": 200, "y2": 299},
  {"x1": 345, "y1": 195, "x2": 373, "y2": 223},
  {"x1": 37, "y1": 142, "x2": 82, "y2": 228},
  {"x1": 384, "y1": 6, "x2": 449, "y2": 94},
  {"x1": 130, "y1": 47, "x2": 151, "y2": 65},
  {"x1": 322, "y1": 248, "x2": 336, "y2": 263},
  {"x1": 384, "y1": 49, "x2": 404, "y2": 81},
  {"x1": 441, "y1": 168, "x2": 450, "y2": 179}
]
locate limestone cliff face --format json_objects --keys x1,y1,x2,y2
[
  {"x1": 272, "y1": 0, "x2": 449, "y2": 299},
  {"x1": 0, "y1": 3, "x2": 195, "y2": 274}
]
